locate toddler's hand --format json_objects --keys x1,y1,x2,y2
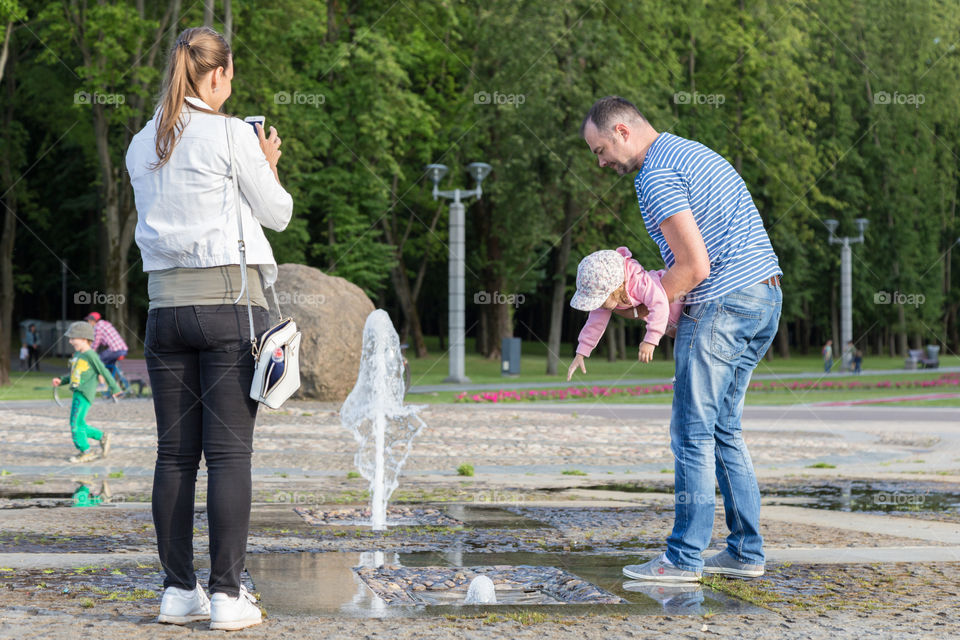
[
  {"x1": 51, "y1": 378, "x2": 61, "y2": 387},
  {"x1": 567, "y1": 354, "x2": 587, "y2": 381},
  {"x1": 638, "y1": 342, "x2": 655, "y2": 363}
]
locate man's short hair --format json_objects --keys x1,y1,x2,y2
[{"x1": 580, "y1": 96, "x2": 646, "y2": 138}]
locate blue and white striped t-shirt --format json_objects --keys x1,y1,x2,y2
[{"x1": 634, "y1": 132, "x2": 781, "y2": 303}]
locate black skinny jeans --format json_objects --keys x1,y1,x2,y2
[{"x1": 145, "y1": 304, "x2": 268, "y2": 597}]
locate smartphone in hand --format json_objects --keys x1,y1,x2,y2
[{"x1": 244, "y1": 115, "x2": 265, "y2": 136}]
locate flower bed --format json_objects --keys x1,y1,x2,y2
[{"x1": 454, "y1": 373, "x2": 960, "y2": 404}]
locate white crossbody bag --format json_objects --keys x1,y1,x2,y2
[{"x1": 226, "y1": 119, "x2": 302, "y2": 409}]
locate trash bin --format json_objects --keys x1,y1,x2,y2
[
  {"x1": 925, "y1": 344, "x2": 940, "y2": 369},
  {"x1": 501, "y1": 337, "x2": 521, "y2": 376}
]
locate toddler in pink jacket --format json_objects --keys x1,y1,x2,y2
[{"x1": 567, "y1": 247, "x2": 682, "y2": 380}]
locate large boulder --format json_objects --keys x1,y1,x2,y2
[{"x1": 272, "y1": 263, "x2": 374, "y2": 402}]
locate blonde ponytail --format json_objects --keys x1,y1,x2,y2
[{"x1": 152, "y1": 26, "x2": 231, "y2": 169}]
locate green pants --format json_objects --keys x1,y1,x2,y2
[
  {"x1": 72, "y1": 484, "x2": 104, "y2": 507},
  {"x1": 70, "y1": 394, "x2": 102, "y2": 452}
]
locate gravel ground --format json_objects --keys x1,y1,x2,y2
[
  {"x1": 2, "y1": 400, "x2": 959, "y2": 638},
  {"x1": 0, "y1": 562, "x2": 957, "y2": 639},
  {"x1": 0, "y1": 400, "x2": 913, "y2": 473}
]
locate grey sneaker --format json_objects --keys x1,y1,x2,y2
[
  {"x1": 702, "y1": 549, "x2": 764, "y2": 578},
  {"x1": 622, "y1": 553, "x2": 701, "y2": 582},
  {"x1": 622, "y1": 581, "x2": 706, "y2": 614}
]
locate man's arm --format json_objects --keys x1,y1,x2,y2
[{"x1": 657, "y1": 210, "x2": 710, "y2": 304}]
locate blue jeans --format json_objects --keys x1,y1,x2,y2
[
  {"x1": 98, "y1": 348, "x2": 127, "y2": 369},
  {"x1": 665, "y1": 280, "x2": 782, "y2": 571}
]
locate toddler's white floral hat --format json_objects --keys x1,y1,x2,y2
[{"x1": 571, "y1": 249, "x2": 625, "y2": 311}]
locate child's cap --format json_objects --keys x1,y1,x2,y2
[
  {"x1": 64, "y1": 321, "x2": 94, "y2": 341},
  {"x1": 571, "y1": 249, "x2": 626, "y2": 311}
]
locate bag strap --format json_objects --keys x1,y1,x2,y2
[{"x1": 225, "y1": 119, "x2": 260, "y2": 357}]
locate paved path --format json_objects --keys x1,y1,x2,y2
[{"x1": 409, "y1": 366, "x2": 960, "y2": 394}]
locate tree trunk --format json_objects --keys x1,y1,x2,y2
[
  {"x1": 606, "y1": 324, "x2": 617, "y2": 361},
  {"x1": 92, "y1": 104, "x2": 137, "y2": 343},
  {"x1": 223, "y1": 0, "x2": 232, "y2": 45},
  {"x1": 545, "y1": 195, "x2": 576, "y2": 375},
  {"x1": 483, "y1": 293, "x2": 509, "y2": 360},
  {"x1": 0, "y1": 22, "x2": 12, "y2": 87},
  {"x1": 734, "y1": 0, "x2": 744, "y2": 174},
  {"x1": 0, "y1": 50, "x2": 17, "y2": 385},
  {"x1": 616, "y1": 316, "x2": 626, "y2": 362},
  {"x1": 381, "y1": 174, "x2": 428, "y2": 357},
  {"x1": 777, "y1": 315, "x2": 790, "y2": 358},
  {"x1": 203, "y1": 0, "x2": 214, "y2": 27},
  {"x1": 167, "y1": 0, "x2": 182, "y2": 51}
]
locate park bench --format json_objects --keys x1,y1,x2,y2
[
  {"x1": 116, "y1": 358, "x2": 151, "y2": 396},
  {"x1": 905, "y1": 346, "x2": 940, "y2": 370}
]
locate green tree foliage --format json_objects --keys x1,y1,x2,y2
[{"x1": 2, "y1": 0, "x2": 959, "y2": 383}]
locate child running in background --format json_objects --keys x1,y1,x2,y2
[
  {"x1": 52, "y1": 322, "x2": 122, "y2": 463},
  {"x1": 567, "y1": 247, "x2": 682, "y2": 381}
]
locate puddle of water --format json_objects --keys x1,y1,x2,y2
[
  {"x1": 762, "y1": 481, "x2": 960, "y2": 514},
  {"x1": 572, "y1": 480, "x2": 960, "y2": 514},
  {"x1": 245, "y1": 550, "x2": 764, "y2": 618},
  {"x1": 0, "y1": 491, "x2": 74, "y2": 500},
  {"x1": 441, "y1": 504, "x2": 549, "y2": 529},
  {"x1": 281, "y1": 504, "x2": 549, "y2": 531}
]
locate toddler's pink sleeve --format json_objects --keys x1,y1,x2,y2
[
  {"x1": 576, "y1": 308, "x2": 611, "y2": 357},
  {"x1": 628, "y1": 270, "x2": 670, "y2": 346}
]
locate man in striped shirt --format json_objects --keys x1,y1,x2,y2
[
  {"x1": 86, "y1": 312, "x2": 129, "y2": 370},
  {"x1": 581, "y1": 96, "x2": 782, "y2": 583}
]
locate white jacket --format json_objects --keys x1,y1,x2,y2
[{"x1": 126, "y1": 96, "x2": 293, "y2": 286}]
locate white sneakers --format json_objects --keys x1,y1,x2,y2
[
  {"x1": 158, "y1": 582, "x2": 262, "y2": 630},
  {"x1": 158, "y1": 582, "x2": 210, "y2": 624},
  {"x1": 210, "y1": 585, "x2": 263, "y2": 631}
]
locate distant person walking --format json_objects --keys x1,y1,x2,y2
[
  {"x1": 19, "y1": 344, "x2": 29, "y2": 371},
  {"x1": 849, "y1": 342, "x2": 863, "y2": 374},
  {"x1": 25, "y1": 323, "x2": 41, "y2": 371},
  {"x1": 86, "y1": 312, "x2": 128, "y2": 370},
  {"x1": 126, "y1": 26, "x2": 292, "y2": 631},
  {"x1": 822, "y1": 340, "x2": 833, "y2": 373}
]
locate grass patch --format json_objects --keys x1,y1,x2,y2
[
  {"x1": 806, "y1": 462, "x2": 837, "y2": 469},
  {"x1": 700, "y1": 576, "x2": 784, "y2": 610},
  {"x1": 108, "y1": 471, "x2": 124, "y2": 478},
  {"x1": 478, "y1": 611, "x2": 550, "y2": 625},
  {"x1": 346, "y1": 471, "x2": 361, "y2": 479},
  {"x1": 561, "y1": 469, "x2": 587, "y2": 476},
  {"x1": 457, "y1": 463, "x2": 475, "y2": 477}
]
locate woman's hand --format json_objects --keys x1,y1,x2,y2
[
  {"x1": 639, "y1": 342, "x2": 655, "y2": 363},
  {"x1": 256, "y1": 123, "x2": 283, "y2": 183},
  {"x1": 567, "y1": 354, "x2": 587, "y2": 381},
  {"x1": 51, "y1": 378, "x2": 61, "y2": 387}
]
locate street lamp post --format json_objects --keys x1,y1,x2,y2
[
  {"x1": 825, "y1": 218, "x2": 868, "y2": 369},
  {"x1": 426, "y1": 162, "x2": 492, "y2": 384}
]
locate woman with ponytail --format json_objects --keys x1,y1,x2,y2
[{"x1": 126, "y1": 26, "x2": 292, "y2": 631}]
